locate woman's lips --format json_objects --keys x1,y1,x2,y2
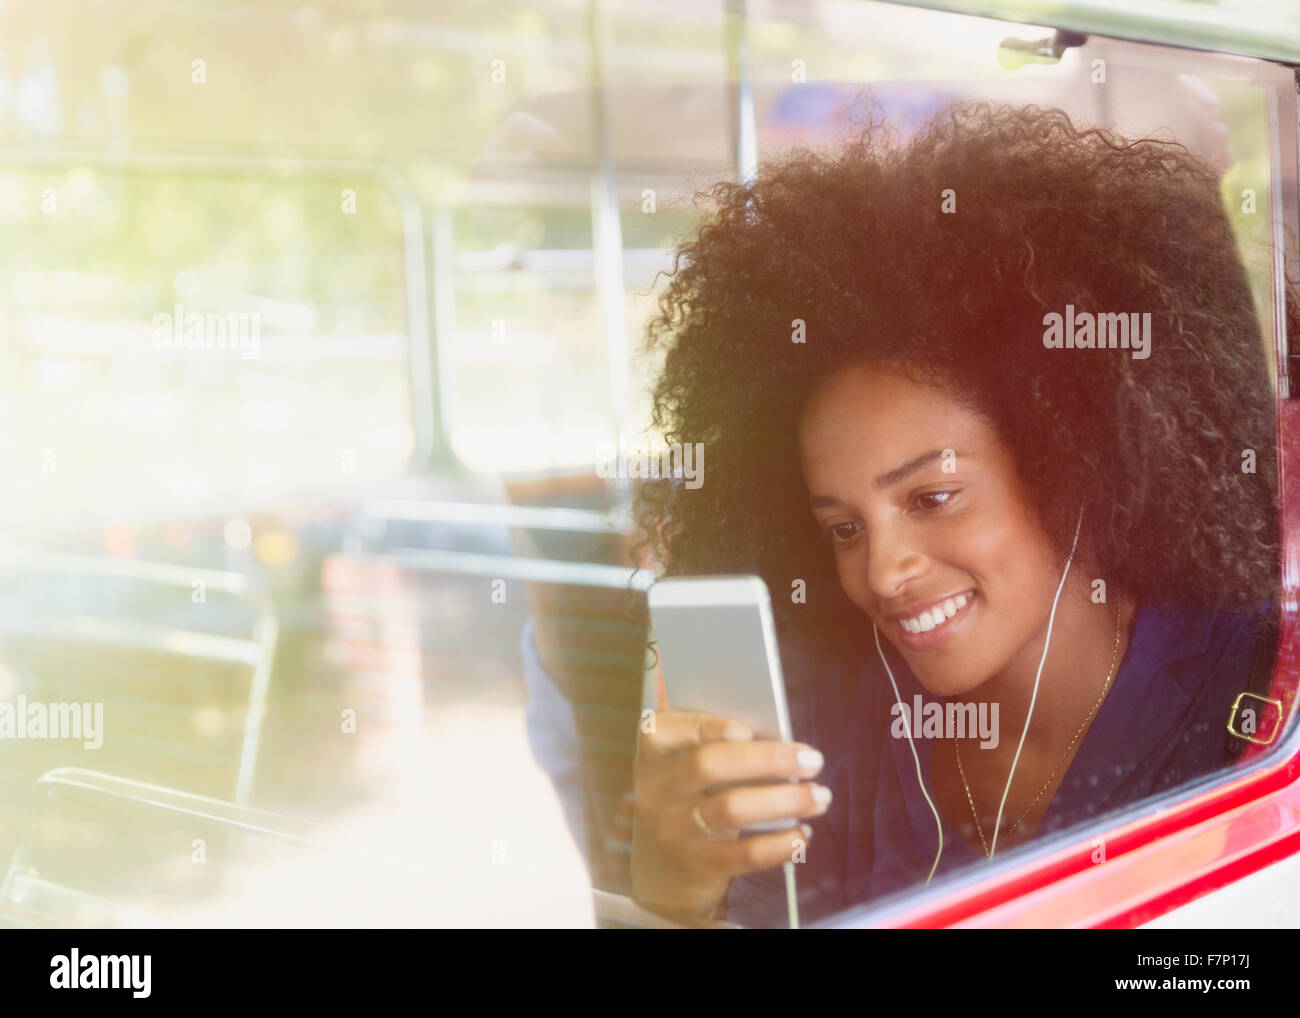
[{"x1": 889, "y1": 589, "x2": 976, "y2": 651}]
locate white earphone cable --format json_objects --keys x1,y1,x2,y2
[
  {"x1": 873, "y1": 620, "x2": 944, "y2": 886},
  {"x1": 988, "y1": 506, "x2": 1084, "y2": 858}
]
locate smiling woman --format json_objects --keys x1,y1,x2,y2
[{"x1": 626, "y1": 100, "x2": 1288, "y2": 926}]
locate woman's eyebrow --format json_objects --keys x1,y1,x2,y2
[
  {"x1": 809, "y1": 448, "x2": 969, "y2": 508},
  {"x1": 873, "y1": 448, "x2": 962, "y2": 490}
]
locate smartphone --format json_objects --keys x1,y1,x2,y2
[{"x1": 646, "y1": 574, "x2": 796, "y2": 833}]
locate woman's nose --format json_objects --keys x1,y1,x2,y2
[{"x1": 865, "y1": 523, "x2": 928, "y2": 601}]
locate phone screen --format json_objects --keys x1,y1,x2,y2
[{"x1": 650, "y1": 601, "x2": 789, "y2": 741}]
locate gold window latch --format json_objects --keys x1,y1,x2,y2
[{"x1": 1227, "y1": 690, "x2": 1285, "y2": 746}]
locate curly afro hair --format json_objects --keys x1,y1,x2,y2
[{"x1": 633, "y1": 100, "x2": 1283, "y2": 664}]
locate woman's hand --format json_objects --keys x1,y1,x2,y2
[{"x1": 629, "y1": 708, "x2": 831, "y2": 919}]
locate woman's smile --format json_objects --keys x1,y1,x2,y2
[{"x1": 888, "y1": 588, "x2": 976, "y2": 651}]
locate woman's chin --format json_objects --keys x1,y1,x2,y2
[
  {"x1": 903, "y1": 655, "x2": 994, "y2": 699},
  {"x1": 913, "y1": 673, "x2": 987, "y2": 699},
  {"x1": 874, "y1": 615, "x2": 993, "y2": 696}
]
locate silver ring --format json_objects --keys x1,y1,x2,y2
[{"x1": 691, "y1": 802, "x2": 714, "y2": 836}]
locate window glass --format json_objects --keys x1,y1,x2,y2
[
  {"x1": 0, "y1": 167, "x2": 414, "y2": 523},
  {"x1": 0, "y1": 0, "x2": 1295, "y2": 931}
]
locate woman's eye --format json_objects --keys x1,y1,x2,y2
[
  {"x1": 826, "y1": 521, "x2": 862, "y2": 544},
  {"x1": 915, "y1": 490, "x2": 958, "y2": 510}
]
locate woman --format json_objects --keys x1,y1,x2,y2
[{"x1": 627, "y1": 101, "x2": 1284, "y2": 926}]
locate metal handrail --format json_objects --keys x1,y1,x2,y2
[
  {"x1": 0, "y1": 768, "x2": 424, "y2": 926},
  {"x1": 890, "y1": 0, "x2": 1300, "y2": 67},
  {"x1": 358, "y1": 498, "x2": 632, "y2": 535},
  {"x1": 0, "y1": 143, "x2": 435, "y2": 485},
  {"x1": 0, "y1": 549, "x2": 279, "y2": 805},
  {"x1": 330, "y1": 547, "x2": 651, "y2": 590}
]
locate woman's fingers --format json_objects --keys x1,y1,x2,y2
[
  {"x1": 635, "y1": 709, "x2": 824, "y2": 797},
  {"x1": 637, "y1": 708, "x2": 754, "y2": 759},
  {"x1": 694, "y1": 780, "x2": 832, "y2": 833},
  {"x1": 706, "y1": 824, "x2": 818, "y2": 878},
  {"x1": 664, "y1": 737, "x2": 824, "y2": 797}
]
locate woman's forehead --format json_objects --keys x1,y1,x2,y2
[
  {"x1": 799, "y1": 364, "x2": 985, "y2": 439},
  {"x1": 798, "y1": 367, "x2": 1001, "y2": 488}
]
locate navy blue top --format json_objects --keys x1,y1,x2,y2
[{"x1": 724, "y1": 601, "x2": 1272, "y2": 927}]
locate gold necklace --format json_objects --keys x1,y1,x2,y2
[{"x1": 955, "y1": 599, "x2": 1123, "y2": 859}]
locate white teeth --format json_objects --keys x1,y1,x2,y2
[{"x1": 899, "y1": 592, "x2": 974, "y2": 636}]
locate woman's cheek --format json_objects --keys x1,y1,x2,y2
[{"x1": 939, "y1": 510, "x2": 1022, "y2": 594}]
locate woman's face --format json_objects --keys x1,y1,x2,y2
[{"x1": 798, "y1": 363, "x2": 1067, "y2": 697}]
